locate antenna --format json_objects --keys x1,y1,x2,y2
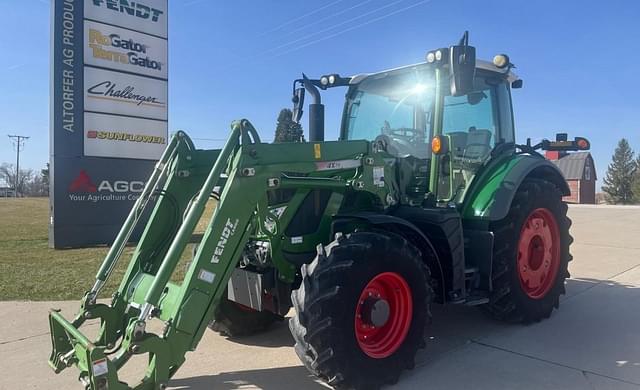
[{"x1": 458, "y1": 30, "x2": 469, "y2": 46}]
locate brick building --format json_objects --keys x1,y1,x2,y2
[{"x1": 546, "y1": 151, "x2": 596, "y2": 204}]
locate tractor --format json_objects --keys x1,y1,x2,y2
[{"x1": 48, "y1": 33, "x2": 590, "y2": 390}]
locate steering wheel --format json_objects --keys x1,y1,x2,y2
[{"x1": 389, "y1": 127, "x2": 420, "y2": 139}]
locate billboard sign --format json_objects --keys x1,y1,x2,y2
[
  {"x1": 51, "y1": 0, "x2": 168, "y2": 248},
  {"x1": 84, "y1": 67, "x2": 168, "y2": 120},
  {"x1": 84, "y1": 20, "x2": 168, "y2": 79},
  {"x1": 84, "y1": 112, "x2": 167, "y2": 160},
  {"x1": 84, "y1": 0, "x2": 168, "y2": 38}
]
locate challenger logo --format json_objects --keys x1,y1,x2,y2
[
  {"x1": 88, "y1": 29, "x2": 163, "y2": 72},
  {"x1": 87, "y1": 130, "x2": 166, "y2": 144},
  {"x1": 211, "y1": 218, "x2": 239, "y2": 264},
  {"x1": 87, "y1": 81, "x2": 165, "y2": 107}
]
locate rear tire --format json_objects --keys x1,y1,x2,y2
[
  {"x1": 483, "y1": 178, "x2": 572, "y2": 323},
  {"x1": 290, "y1": 231, "x2": 433, "y2": 390},
  {"x1": 208, "y1": 294, "x2": 280, "y2": 338}
]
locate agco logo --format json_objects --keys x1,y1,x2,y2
[
  {"x1": 88, "y1": 29, "x2": 163, "y2": 72},
  {"x1": 68, "y1": 170, "x2": 144, "y2": 202},
  {"x1": 91, "y1": 0, "x2": 164, "y2": 23}
]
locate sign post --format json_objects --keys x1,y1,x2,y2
[{"x1": 50, "y1": 0, "x2": 168, "y2": 248}]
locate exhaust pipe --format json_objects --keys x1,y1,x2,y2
[{"x1": 303, "y1": 74, "x2": 325, "y2": 142}]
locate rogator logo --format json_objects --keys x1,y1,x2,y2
[
  {"x1": 91, "y1": 0, "x2": 164, "y2": 23},
  {"x1": 87, "y1": 81, "x2": 166, "y2": 107},
  {"x1": 68, "y1": 170, "x2": 145, "y2": 202},
  {"x1": 88, "y1": 29, "x2": 163, "y2": 72},
  {"x1": 87, "y1": 129, "x2": 166, "y2": 144}
]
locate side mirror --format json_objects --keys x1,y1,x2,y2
[
  {"x1": 449, "y1": 32, "x2": 476, "y2": 96},
  {"x1": 292, "y1": 86, "x2": 305, "y2": 123}
]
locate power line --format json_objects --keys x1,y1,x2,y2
[
  {"x1": 259, "y1": 0, "x2": 408, "y2": 57},
  {"x1": 7, "y1": 134, "x2": 29, "y2": 197},
  {"x1": 256, "y1": 0, "x2": 347, "y2": 38},
  {"x1": 270, "y1": 0, "x2": 432, "y2": 59},
  {"x1": 282, "y1": 0, "x2": 375, "y2": 37}
]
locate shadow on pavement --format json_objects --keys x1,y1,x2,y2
[
  {"x1": 169, "y1": 366, "x2": 326, "y2": 390},
  {"x1": 173, "y1": 276, "x2": 640, "y2": 389},
  {"x1": 219, "y1": 319, "x2": 295, "y2": 348}
]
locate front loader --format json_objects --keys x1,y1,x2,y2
[{"x1": 48, "y1": 33, "x2": 589, "y2": 390}]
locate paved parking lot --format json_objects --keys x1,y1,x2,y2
[{"x1": 1, "y1": 205, "x2": 639, "y2": 389}]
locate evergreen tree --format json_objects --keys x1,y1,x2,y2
[
  {"x1": 602, "y1": 138, "x2": 637, "y2": 204},
  {"x1": 274, "y1": 108, "x2": 305, "y2": 143},
  {"x1": 632, "y1": 154, "x2": 640, "y2": 202}
]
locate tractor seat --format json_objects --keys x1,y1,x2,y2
[
  {"x1": 461, "y1": 127, "x2": 492, "y2": 163},
  {"x1": 447, "y1": 131, "x2": 468, "y2": 158}
]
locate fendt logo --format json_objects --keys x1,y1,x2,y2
[
  {"x1": 68, "y1": 170, "x2": 144, "y2": 202},
  {"x1": 91, "y1": 0, "x2": 164, "y2": 23}
]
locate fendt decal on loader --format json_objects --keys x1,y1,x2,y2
[{"x1": 48, "y1": 33, "x2": 589, "y2": 390}]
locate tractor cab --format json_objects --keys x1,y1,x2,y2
[{"x1": 293, "y1": 32, "x2": 521, "y2": 209}]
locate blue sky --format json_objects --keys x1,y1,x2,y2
[{"x1": 1, "y1": 0, "x2": 639, "y2": 188}]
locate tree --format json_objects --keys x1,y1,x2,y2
[
  {"x1": 274, "y1": 108, "x2": 305, "y2": 143},
  {"x1": 602, "y1": 138, "x2": 637, "y2": 204},
  {"x1": 41, "y1": 163, "x2": 50, "y2": 196},
  {"x1": 0, "y1": 163, "x2": 32, "y2": 196},
  {"x1": 632, "y1": 154, "x2": 640, "y2": 202}
]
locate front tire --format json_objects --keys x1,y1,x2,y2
[
  {"x1": 483, "y1": 178, "x2": 572, "y2": 323},
  {"x1": 290, "y1": 231, "x2": 433, "y2": 390}
]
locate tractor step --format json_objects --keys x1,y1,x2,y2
[{"x1": 463, "y1": 293, "x2": 490, "y2": 306}]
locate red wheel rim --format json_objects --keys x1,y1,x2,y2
[
  {"x1": 517, "y1": 208, "x2": 561, "y2": 299},
  {"x1": 354, "y1": 272, "x2": 413, "y2": 359}
]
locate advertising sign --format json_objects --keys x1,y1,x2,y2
[
  {"x1": 84, "y1": 0, "x2": 168, "y2": 38},
  {"x1": 84, "y1": 20, "x2": 168, "y2": 79},
  {"x1": 51, "y1": 0, "x2": 168, "y2": 248},
  {"x1": 84, "y1": 67, "x2": 168, "y2": 120},
  {"x1": 84, "y1": 112, "x2": 167, "y2": 160}
]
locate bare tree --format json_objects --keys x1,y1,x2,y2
[{"x1": 0, "y1": 163, "x2": 33, "y2": 196}]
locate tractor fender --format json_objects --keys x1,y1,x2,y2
[
  {"x1": 331, "y1": 213, "x2": 446, "y2": 300},
  {"x1": 462, "y1": 154, "x2": 569, "y2": 221}
]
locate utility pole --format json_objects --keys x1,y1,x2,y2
[{"x1": 7, "y1": 135, "x2": 29, "y2": 197}]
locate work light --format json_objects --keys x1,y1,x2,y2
[{"x1": 493, "y1": 54, "x2": 510, "y2": 69}]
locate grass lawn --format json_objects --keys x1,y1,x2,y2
[{"x1": 0, "y1": 198, "x2": 206, "y2": 301}]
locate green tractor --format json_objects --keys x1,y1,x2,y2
[{"x1": 48, "y1": 33, "x2": 590, "y2": 390}]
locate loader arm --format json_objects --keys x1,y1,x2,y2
[{"x1": 48, "y1": 119, "x2": 393, "y2": 389}]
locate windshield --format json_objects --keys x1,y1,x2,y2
[{"x1": 344, "y1": 66, "x2": 435, "y2": 159}]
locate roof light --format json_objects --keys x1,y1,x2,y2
[
  {"x1": 426, "y1": 51, "x2": 436, "y2": 63},
  {"x1": 320, "y1": 76, "x2": 329, "y2": 86},
  {"x1": 493, "y1": 54, "x2": 510, "y2": 69}
]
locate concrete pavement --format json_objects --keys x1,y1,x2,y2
[{"x1": 1, "y1": 206, "x2": 639, "y2": 389}]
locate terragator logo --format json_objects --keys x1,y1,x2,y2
[
  {"x1": 88, "y1": 29, "x2": 163, "y2": 72},
  {"x1": 91, "y1": 0, "x2": 164, "y2": 22}
]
